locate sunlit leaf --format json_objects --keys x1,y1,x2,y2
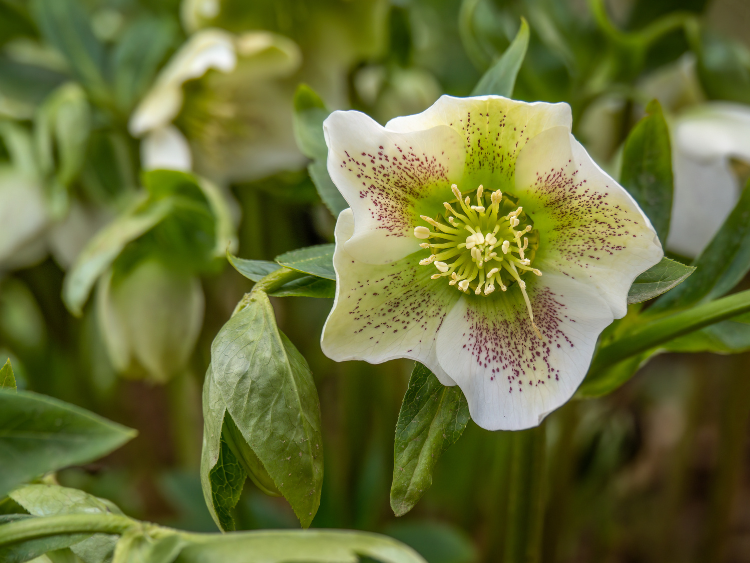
[
  {"x1": 471, "y1": 18, "x2": 529, "y2": 97},
  {"x1": 652, "y1": 180, "x2": 750, "y2": 312},
  {"x1": 275, "y1": 244, "x2": 335, "y2": 281},
  {"x1": 0, "y1": 359, "x2": 16, "y2": 391},
  {"x1": 0, "y1": 389, "x2": 136, "y2": 498},
  {"x1": 627, "y1": 257, "x2": 695, "y2": 304},
  {"x1": 391, "y1": 364, "x2": 469, "y2": 517},
  {"x1": 620, "y1": 99, "x2": 673, "y2": 243}
]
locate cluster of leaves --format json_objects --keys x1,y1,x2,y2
[{"x1": 0, "y1": 360, "x2": 424, "y2": 563}]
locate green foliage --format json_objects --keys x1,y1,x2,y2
[
  {"x1": 693, "y1": 29, "x2": 750, "y2": 105},
  {"x1": 652, "y1": 180, "x2": 750, "y2": 312},
  {"x1": 0, "y1": 359, "x2": 16, "y2": 391},
  {"x1": 0, "y1": 389, "x2": 136, "y2": 498},
  {"x1": 292, "y1": 84, "x2": 348, "y2": 216},
  {"x1": 112, "y1": 530, "x2": 185, "y2": 563},
  {"x1": 227, "y1": 253, "x2": 336, "y2": 299},
  {"x1": 627, "y1": 257, "x2": 695, "y2": 304},
  {"x1": 274, "y1": 244, "x2": 336, "y2": 281},
  {"x1": 471, "y1": 18, "x2": 529, "y2": 97},
  {"x1": 201, "y1": 291, "x2": 323, "y2": 529},
  {"x1": 620, "y1": 99, "x2": 673, "y2": 243},
  {"x1": 391, "y1": 363, "x2": 469, "y2": 517},
  {"x1": 0, "y1": 514, "x2": 90, "y2": 563}
]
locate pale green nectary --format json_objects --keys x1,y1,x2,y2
[{"x1": 321, "y1": 95, "x2": 663, "y2": 431}]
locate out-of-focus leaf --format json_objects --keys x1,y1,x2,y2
[
  {"x1": 173, "y1": 530, "x2": 425, "y2": 563},
  {"x1": 652, "y1": 180, "x2": 750, "y2": 312},
  {"x1": 63, "y1": 196, "x2": 174, "y2": 316},
  {"x1": 0, "y1": 58, "x2": 67, "y2": 119},
  {"x1": 695, "y1": 30, "x2": 750, "y2": 105},
  {"x1": 30, "y1": 0, "x2": 109, "y2": 102},
  {"x1": 227, "y1": 254, "x2": 280, "y2": 282},
  {"x1": 471, "y1": 18, "x2": 529, "y2": 97},
  {"x1": 0, "y1": 359, "x2": 16, "y2": 391},
  {"x1": 576, "y1": 353, "x2": 651, "y2": 399},
  {"x1": 10, "y1": 484, "x2": 121, "y2": 563},
  {"x1": 627, "y1": 257, "x2": 695, "y2": 304},
  {"x1": 112, "y1": 530, "x2": 185, "y2": 563},
  {"x1": 620, "y1": 99, "x2": 673, "y2": 243},
  {"x1": 384, "y1": 521, "x2": 478, "y2": 563},
  {"x1": 391, "y1": 364, "x2": 470, "y2": 517},
  {"x1": 268, "y1": 276, "x2": 335, "y2": 299},
  {"x1": 663, "y1": 320, "x2": 750, "y2": 354},
  {"x1": 112, "y1": 16, "x2": 178, "y2": 112},
  {"x1": 292, "y1": 84, "x2": 348, "y2": 216},
  {"x1": 275, "y1": 244, "x2": 335, "y2": 281},
  {"x1": 202, "y1": 291, "x2": 323, "y2": 529},
  {"x1": 0, "y1": 389, "x2": 136, "y2": 498},
  {"x1": 0, "y1": 3, "x2": 35, "y2": 48}
]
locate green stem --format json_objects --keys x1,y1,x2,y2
[
  {"x1": 503, "y1": 424, "x2": 546, "y2": 563},
  {"x1": 0, "y1": 515, "x2": 137, "y2": 548},
  {"x1": 590, "y1": 289, "x2": 750, "y2": 373}
]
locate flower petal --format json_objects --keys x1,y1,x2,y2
[
  {"x1": 386, "y1": 95, "x2": 572, "y2": 189},
  {"x1": 435, "y1": 271, "x2": 615, "y2": 430},
  {"x1": 140, "y1": 125, "x2": 193, "y2": 171},
  {"x1": 324, "y1": 110, "x2": 466, "y2": 264},
  {"x1": 322, "y1": 209, "x2": 460, "y2": 385},
  {"x1": 513, "y1": 126, "x2": 663, "y2": 319}
]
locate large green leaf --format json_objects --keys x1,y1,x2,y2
[
  {"x1": 62, "y1": 196, "x2": 174, "y2": 316},
  {"x1": 390, "y1": 364, "x2": 470, "y2": 517},
  {"x1": 0, "y1": 359, "x2": 16, "y2": 391},
  {"x1": 275, "y1": 244, "x2": 335, "y2": 281},
  {"x1": 10, "y1": 485, "x2": 121, "y2": 563},
  {"x1": 652, "y1": 180, "x2": 750, "y2": 312},
  {"x1": 30, "y1": 0, "x2": 109, "y2": 103},
  {"x1": 292, "y1": 85, "x2": 348, "y2": 216},
  {"x1": 202, "y1": 291, "x2": 323, "y2": 529},
  {"x1": 619, "y1": 99, "x2": 673, "y2": 243},
  {"x1": 0, "y1": 389, "x2": 136, "y2": 498},
  {"x1": 627, "y1": 257, "x2": 695, "y2": 304},
  {"x1": 470, "y1": 18, "x2": 529, "y2": 97},
  {"x1": 173, "y1": 530, "x2": 425, "y2": 563}
]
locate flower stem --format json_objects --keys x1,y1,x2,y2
[
  {"x1": 0, "y1": 514, "x2": 137, "y2": 548},
  {"x1": 590, "y1": 289, "x2": 750, "y2": 373},
  {"x1": 503, "y1": 424, "x2": 546, "y2": 563}
]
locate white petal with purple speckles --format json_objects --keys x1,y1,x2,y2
[
  {"x1": 513, "y1": 126, "x2": 664, "y2": 319},
  {"x1": 324, "y1": 111, "x2": 466, "y2": 265},
  {"x1": 321, "y1": 209, "x2": 461, "y2": 385},
  {"x1": 434, "y1": 271, "x2": 614, "y2": 430}
]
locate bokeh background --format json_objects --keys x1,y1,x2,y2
[{"x1": 1, "y1": 0, "x2": 750, "y2": 561}]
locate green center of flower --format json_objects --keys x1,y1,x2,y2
[{"x1": 414, "y1": 184, "x2": 543, "y2": 336}]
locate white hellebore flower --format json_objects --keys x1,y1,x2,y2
[
  {"x1": 321, "y1": 95, "x2": 663, "y2": 431},
  {"x1": 667, "y1": 103, "x2": 750, "y2": 257},
  {"x1": 129, "y1": 29, "x2": 305, "y2": 183}
]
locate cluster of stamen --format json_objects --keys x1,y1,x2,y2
[{"x1": 414, "y1": 184, "x2": 543, "y2": 338}]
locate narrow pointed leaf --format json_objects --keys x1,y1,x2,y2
[
  {"x1": 627, "y1": 257, "x2": 695, "y2": 304},
  {"x1": 0, "y1": 390, "x2": 136, "y2": 498},
  {"x1": 471, "y1": 18, "x2": 529, "y2": 97},
  {"x1": 620, "y1": 99, "x2": 673, "y2": 243},
  {"x1": 391, "y1": 364, "x2": 470, "y2": 517},
  {"x1": 275, "y1": 244, "x2": 336, "y2": 280},
  {"x1": 227, "y1": 254, "x2": 280, "y2": 282},
  {"x1": 0, "y1": 359, "x2": 16, "y2": 391}
]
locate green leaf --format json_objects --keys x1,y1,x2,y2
[
  {"x1": 173, "y1": 530, "x2": 425, "y2": 563},
  {"x1": 471, "y1": 18, "x2": 529, "y2": 97},
  {"x1": 227, "y1": 255, "x2": 280, "y2": 283},
  {"x1": 0, "y1": 516, "x2": 89, "y2": 563},
  {"x1": 10, "y1": 485, "x2": 121, "y2": 563},
  {"x1": 390, "y1": 364, "x2": 470, "y2": 517},
  {"x1": 275, "y1": 244, "x2": 336, "y2": 281},
  {"x1": 576, "y1": 352, "x2": 651, "y2": 399},
  {"x1": 30, "y1": 0, "x2": 109, "y2": 103},
  {"x1": 112, "y1": 530, "x2": 185, "y2": 563},
  {"x1": 268, "y1": 276, "x2": 335, "y2": 299},
  {"x1": 221, "y1": 413, "x2": 280, "y2": 498},
  {"x1": 0, "y1": 359, "x2": 16, "y2": 391},
  {"x1": 694, "y1": 30, "x2": 750, "y2": 105},
  {"x1": 112, "y1": 16, "x2": 178, "y2": 112},
  {"x1": 619, "y1": 99, "x2": 673, "y2": 243},
  {"x1": 663, "y1": 320, "x2": 750, "y2": 354},
  {"x1": 651, "y1": 180, "x2": 750, "y2": 313},
  {"x1": 202, "y1": 292, "x2": 324, "y2": 529},
  {"x1": 62, "y1": 196, "x2": 174, "y2": 316},
  {"x1": 0, "y1": 389, "x2": 136, "y2": 498},
  {"x1": 292, "y1": 84, "x2": 348, "y2": 216},
  {"x1": 627, "y1": 257, "x2": 695, "y2": 304}
]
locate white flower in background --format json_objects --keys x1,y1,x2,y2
[
  {"x1": 320, "y1": 95, "x2": 662, "y2": 430},
  {"x1": 130, "y1": 29, "x2": 305, "y2": 183},
  {"x1": 667, "y1": 103, "x2": 750, "y2": 257}
]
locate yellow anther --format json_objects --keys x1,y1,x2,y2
[{"x1": 414, "y1": 226, "x2": 431, "y2": 239}]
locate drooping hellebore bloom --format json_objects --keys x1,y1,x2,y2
[{"x1": 321, "y1": 96, "x2": 663, "y2": 431}]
